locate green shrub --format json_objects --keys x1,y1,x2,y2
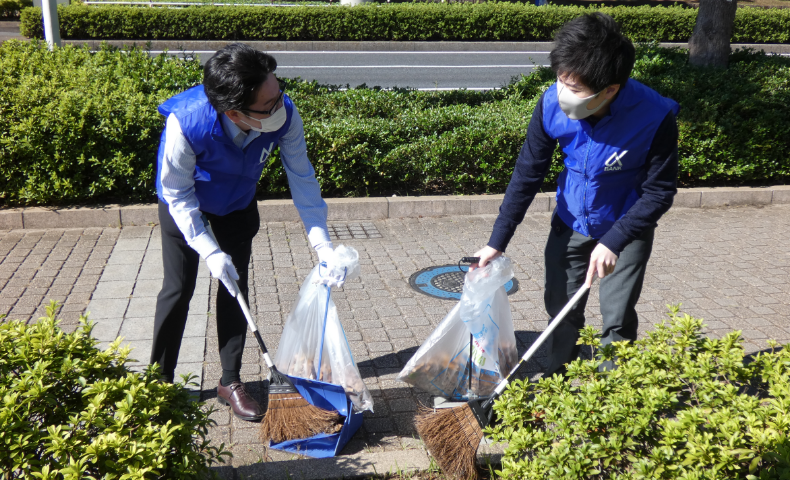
[
  {"x1": 18, "y1": 3, "x2": 790, "y2": 43},
  {"x1": 0, "y1": 0, "x2": 31, "y2": 19},
  {"x1": 0, "y1": 301, "x2": 231, "y2": 479},
  {"x1": 266, "y1": 45, "x2": 790, "y2": 197},
  {"x1": 1, "y1": 41, "x2": 788, "y2": 206},
  {"x1": 635, "y1": 45, "x2": 790, "y2": 184},
  {"x1": 487, "y1": 305, "x2": 790, "y2": 479},
  {"x1": 0, "y1": 40, "x2": 202, "y2": 205},
  {"x1": 270, "y1": 71, "x2": 562, "y2": 197}
]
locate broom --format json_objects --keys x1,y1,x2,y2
[
  {"x1": 415, "y1": 281, "x2": 592, "y2": 480},
  {"x1": 201, "y1": 216, "x2": 342, "y2": 443}
]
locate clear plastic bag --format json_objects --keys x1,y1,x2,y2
[
  {"x1": 273, "y1": 246, "x2": 374, "y2": 413},
  {"x1": 397, "y1": 257, "x2": 518, "y2": 399}
]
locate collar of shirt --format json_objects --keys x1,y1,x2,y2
[{"x1": 220, "y1": 112, "x2": 262, "y2": 150}]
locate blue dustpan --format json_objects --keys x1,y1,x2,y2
[
  {"x1": 267, "y1": 375, "x2": 363, "y2": 458},
  {"x1": 269, "y1": 278, "x2": 364, "y2": 458}
]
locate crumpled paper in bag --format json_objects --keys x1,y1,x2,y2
[{"x1": 397, "y1": 257, "x2": 518, "y2": 399}]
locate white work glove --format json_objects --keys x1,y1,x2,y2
[
  {"x1": 315, "y1": 243, "x2": 346, "y2": 289},
  {"x1": 206, "y1": 251, "x2": 239, "y2": 296}
]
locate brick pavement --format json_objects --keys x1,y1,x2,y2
[{"x1": 1, "y1": 204, "x2": 789, "y2": 471}]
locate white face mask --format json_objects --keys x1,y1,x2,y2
[
  {"x1": 239, "y1": 103, "x2": 287, "y2": 133},
  {"x1": 557, "y1": 81, "x2": 606, "y2": 120}
]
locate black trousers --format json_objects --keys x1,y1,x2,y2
[
  {"x1": 150, "y1": 199, "x2": 260, "y2": 378},
  {"x1": 543, "y1": 216, "x2": 655, "y2": 376}
]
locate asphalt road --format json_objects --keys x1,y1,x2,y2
[{"x1": 158, "y1": 50, "x2": 552, "y2": 90}]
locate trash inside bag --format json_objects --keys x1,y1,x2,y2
[
  {"x1": 397, "y1": 257, "x2": 518, "y2": 399},
  {"x1": 273, "y1": 245, "x2": 374, "y2": 413}
]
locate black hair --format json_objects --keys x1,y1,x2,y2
[
  {"x1": 203, "y1": 43, "x2": 277, "y2": 113},
  {"x1": 549, "y1": 12, "x2": 635, "y2": 92}
]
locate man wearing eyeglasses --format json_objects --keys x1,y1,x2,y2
[{"x1": 150, "y1": 43, "x2": 343, "y2": 421}]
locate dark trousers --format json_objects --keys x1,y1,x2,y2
[
  {"x1": 150, "y1": 199, "x2": 260, "y2": 379},
  {"x1": 543, "y1": 217, "x2": 654, "y2": 376}
]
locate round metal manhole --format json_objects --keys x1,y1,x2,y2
[{"x1": 409, "y1": 265, "x2": 519, "y2": 300}]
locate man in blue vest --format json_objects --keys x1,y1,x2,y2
[
  {"x1": 151, "y1": 44, "x2": 344, "y2": 421},
  {"x1": 473, "y1": 13, "x2": 680, "y2": 376}
]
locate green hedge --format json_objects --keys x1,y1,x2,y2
[
  {"x1": 0, "y1": 301, "x2": 230, "y2": 479},
  {"x1": 19, "y1": 3, "x2": 790, "y2": 43},
  {"x1": 0, "y1": 40, "x2": 201, "y2": 205},
  {"x1": 0, "y1": 0, "x2": 31, "y2": 19},
  {"x1": 1, "y1": 40, "x2": 788, "y2": 206},
  {"x1": 253, "y1": 44, "x2": 790, "y2": 198},
  {"x1": 488, "y1": 306, "x2": 790, "y2": 479}
]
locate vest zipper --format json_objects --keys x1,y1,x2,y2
[{"x1": 582, "y1": 131, "x2": 593, "y2": 236}]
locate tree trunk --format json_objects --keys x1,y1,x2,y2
[{"x1": 688, "y1": 0, "x2": 738, "y2": 68}]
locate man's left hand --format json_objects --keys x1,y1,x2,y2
[
  {"x1": 315, "y1": 243, "x2": 346, "y2": 289},
  {"x1": 585, "y1": 244, "x2": 618, "y2": 287}
]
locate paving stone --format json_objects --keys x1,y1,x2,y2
[
  {"x1": 84, "y1": 298, "x2": 129, "y2": 319},
  {"x1": 118, "y1": 316, "x2": 155, "y2": 340},
  {"x1": 184, "y1": 314, "x2": 208, "y2": 337},
  {"x1": 177, "y1": 336, "x2": 206, "y2": 363},
  {"x1": 126, "y1": 297, "x2": 157, "y2": 317},
  {"x1": 132, "y1": 280, "x2": 162, "y2": 297},
  {"x1": 91, "y1": 318, "x2": 124, "y2": 342},
  {"x1": 92, "y1": 281, "x2": 134, "y2": 299},
  {"x1": 368, "y1": 342, "x2": 393, "y2": 353},
  {"x1": 106, "y1": 249, "x2": 145, "y2": 266},
  {"x1": 118, "y1": 339, "x2": 153, "y2": 365},
  {"x1": 95, "y1": 265, "x2": 141, "y2": 287}
]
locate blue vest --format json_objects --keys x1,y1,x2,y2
[
  {"x1": 156, "y1": 85, "x2": 293, "y2": 216},
  {"x1": 543, "y1": 79, "x2": 679, "y2": 239}
]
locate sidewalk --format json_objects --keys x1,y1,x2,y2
[{"x1": 1, "y1": 204, "x2": 789, "y2": 478}]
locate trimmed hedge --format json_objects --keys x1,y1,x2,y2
[
  {"x1": 0, "y1": 41, "x2": 202, "y2": 205},
  {"x1": 19, "y1": 3, "x2": 790, "y2": 43},
  {"x1": 0, "y1": 0, "x2": 31, "y2": 19},
  {"x1": 1, "y1": 41, "x2": 789, "y2": 206}
]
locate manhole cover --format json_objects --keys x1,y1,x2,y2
[{"x1": 409, "y1": 265, "x2": 519, "y2": 300}]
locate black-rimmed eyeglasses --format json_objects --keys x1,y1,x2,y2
[{"x1": 242, "y1": 80, "x2": 286, "y2": 116}]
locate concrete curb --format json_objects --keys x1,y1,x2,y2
[
  {"x1": 2, "y1": 186, "x2": 788, "y2": 230},
  {"x1": 60, "y1": 39, "x2": 790, "y2": 54}
]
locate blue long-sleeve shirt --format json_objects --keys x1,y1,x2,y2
[
  {"x1": 160, "y1": 106, "x2": 331, "y2": 259},
  {"x1": 488, "y1": 90, "x2": 679, "y2": 256}
]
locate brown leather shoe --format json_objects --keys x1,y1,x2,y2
[{"x1": 217, "y1": 380, "x2": 264, "y2": 422}]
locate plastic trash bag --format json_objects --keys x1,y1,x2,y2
[
  {"x1": 273, "y1": 245, "x2": 374, "y2": 413},
  {"x1": 397, "y1": 257, "x2": 518, "y2": 399}
]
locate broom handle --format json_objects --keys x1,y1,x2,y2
[
  {"x1": 492, "y1": 281, "x2": 591, "y2": 396},
  {"x1": 201, "y1": 215, "x2": 277, "y2": 370},
  {"x1": 317, "y1": 285, "x2": 331, "y2": 374}
]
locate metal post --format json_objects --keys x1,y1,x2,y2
[{"x1": 41, "y1": 0, "x2": 61, "y2": 50}]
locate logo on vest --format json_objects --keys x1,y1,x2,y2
[
  {"x1": 604, "y1": 150, "x2": 628, "y2": 172},
  {"x1": 259, "y1": 142, "x2": 275, "y2": 164}
]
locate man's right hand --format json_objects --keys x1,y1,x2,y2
[
  {"x1": 206, "y1": 251, "x2": 239, "y2": 295},
  {"x1": 470, "y1": 246, "x2": 503, "y2": 271}
]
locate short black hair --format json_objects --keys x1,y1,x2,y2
[
  {"x1": 549, "y1": 12, "x2": 635, "y2": 93},
  {"x1": 203, "y1": 43, "x2": 277, "y2": 113}
]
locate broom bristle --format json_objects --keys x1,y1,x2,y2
[
  {"x1": 416, "y1": 405, "x2": 483, "y2": 480},
  {"x1": 260, "y1": 393, "x2": 343, "y2": 444}
]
